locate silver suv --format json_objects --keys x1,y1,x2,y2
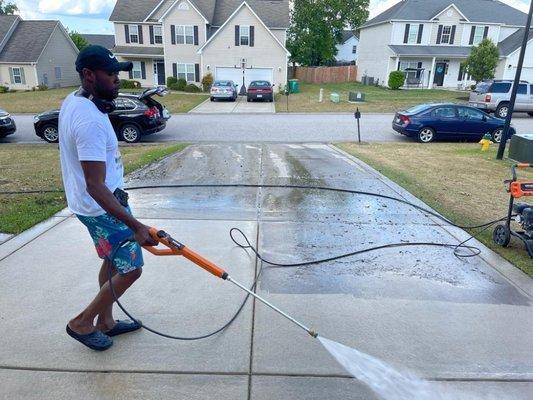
[{"x1": 469, "y1": 80, "x2": 533, "y2": 119}]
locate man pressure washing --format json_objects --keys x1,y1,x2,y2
[{"x1": 59, "y1": 45, "x2": 157, "y2": 351}]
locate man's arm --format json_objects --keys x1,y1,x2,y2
[{"x1": 81, "y1": 160, "x2": 157, "y2": 246}]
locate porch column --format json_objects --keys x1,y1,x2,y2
[{"x1": 428, "y1": 57, "x2": 436, "y2": 89}]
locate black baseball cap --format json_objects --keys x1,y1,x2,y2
[{"x1": 76, "y1": 45, "x2": 133, "y2": 73}]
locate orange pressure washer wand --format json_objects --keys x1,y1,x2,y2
[{"x1": 143, "y1": 228, "x2": 319, "y2": 338}]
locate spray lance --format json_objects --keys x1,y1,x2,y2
[{"x1": 143, "y1": 227, "x2": 319, "y2": 339}]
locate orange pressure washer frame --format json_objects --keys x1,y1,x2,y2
[{"x1": 509, "y1": 163, "x2": 533, "y2": 199}]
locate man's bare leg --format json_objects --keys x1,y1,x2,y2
[
  {"x1": 68, "y1": 267, "x2": 142, "y2": 335},
  {"x1": 96, "y1": 259, "x2": 117, "y2": 331}
]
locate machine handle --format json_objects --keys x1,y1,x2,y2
[
  {"x1": 143, "y1": 228, "x2": 228, "y2": 280},
  {"x1": 512, "y1": 164, "x2": 532, "y2": 181}
]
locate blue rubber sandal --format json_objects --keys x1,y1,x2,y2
[
  {"x1": 104, "y1": 319, "x2": 142, "y2": 337},
  {"x1": 66, "y1": 325, "x2": 113, "y2": 351}
]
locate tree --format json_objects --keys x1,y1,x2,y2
[
  {"x1": 287, "y1": 0, "x2": 369, "y2": 66},
  {"x1": 0, "y1": 0, "x2": 17, "y2": 15},
  {"x1": 69, "y1": 31, "x2": 89, "y2": 51},
  {"x1": 464, "y1": 38, "x2": 499, "y2": 83}
]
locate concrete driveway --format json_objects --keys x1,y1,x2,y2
[
  {"x1": 189, "y1": 95, "x2": 275, "y2": 114},
  {"x1": 1, "y1": 144, "x2": 532, "y2": 399}
]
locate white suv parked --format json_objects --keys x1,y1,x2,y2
[{"x1": 469, "y1": 80, "x2": 533, "y2": 119}]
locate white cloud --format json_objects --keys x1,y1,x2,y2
[{"x1": 38, "y1": 0, "x2": 116, "y2": 15}]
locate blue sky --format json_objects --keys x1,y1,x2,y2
[{"x1": 14, "y1": 0, "x2": 531, "y2": 35}]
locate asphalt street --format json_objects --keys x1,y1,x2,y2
[
  {"x1": 1, "y1": 143, "x2": 532, "y2": 399},
  {"x1": 3, "y1": 112, "x2": 531, "y2": 144}
]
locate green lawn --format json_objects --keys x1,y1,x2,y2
[
  {"x1": 336, "y1": 142, "x2": 533, "y2": 277},
  {"x1": 0, "y1": 143, "x2": 189, "y2": 234},
  {"x1": 275, "y1": 82, "x2": 469, "y2": 113},
  {"x1": 0, "y1": 87, "x2": 208, "y2": 114}
]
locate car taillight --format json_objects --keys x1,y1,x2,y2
[
  {"x1": 400, "y1": 115, "x2": 411, "y2": 124},
  {"x1": 144, "y1": 106, "x2": 159, "y2": 118},
  {"x1": 485, "y1": 94, "x2": 491, "y2": 102}
]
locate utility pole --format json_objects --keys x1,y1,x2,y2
[{"x1": 497, "y1": 0, "x2": 533, "y2": 160}]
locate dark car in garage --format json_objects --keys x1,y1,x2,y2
[
  {"x1": 0, "y1": 109, "x2": 16, "y2": 139},
  {"x1": 247, "y1": 80, "x2": 274, "y2": 102},
  {"x1": 34, "y1": 86, "x2": 170, "y2": 143},
  {"x1": 392, "y1": 103, "x2": 515, "y2": 143}
]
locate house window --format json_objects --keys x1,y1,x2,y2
[
  {"x1": 154, "y1": 26, "x2": 163, "y2": 44},
  {"x1": 176, "y1": 25, "x2": 194, "y2": 44},
  {"x1": 55, "y1": 67, "x2": 61, "y2": 80},
  {"x1": 352, "y1": 45, "x2": 357, "y2": 54},
  {"x1": 129, "y1": 25, "x2": 139, "y2": 43},
  {"x1": 240, "y1": 25, "x2": 249, "y2": 46},
  {"x1": 177, "y1": 63, "x2": 195, "y2": 82},
  {"x1": 473, "y1": 26, "x2": 484, "y2": 45},
  {"x1": 132, "y1": 61, "x2": 142, "y2": 79},
  {"x1": 440, "y1": 26, "x2": 452, "y2": 44},
  {"x1": 12, "y1": 67, "x2": 21, "y2": 84},
  {"x1": 407, "y1": 24, "x2": 419, "y2": 44},
  {"x1": 399, "y1": 61, "x2": 420, "y2": 80}
]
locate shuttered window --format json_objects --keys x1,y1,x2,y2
[
  {"x1": 240, "y1": 25, "x2": 249, "y2": 46},
  {"x1": 472, "y1": 26, "x2": 486, "y2": 45},
  {"x1": 132, "y1": 61, "x2": 143, "y2": 79},
  {"x1": 177, "y1": 63, "x2": 195, "y2": 81},
  {"x1": 154, "y1": 26, "x2": 163, "y2": 44},
  {"x1": 441, "y1": 26, "x2": 452, "y2": 44},
  {"x1": 12, "y1": 67, "x2": 22, "y2": 84},
  {"x1": 129, "y1": 25, "x2": 139, "y2": 43},
  {"x1": 407, "y1": 24, "x2": 419, "y2": 44},
  {"x1": 176, "y1": 25, "x2": 194, "y2": 44}
]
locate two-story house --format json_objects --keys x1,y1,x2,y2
[
  {"x1": 0, "y1": 15, "x2": 79, "y2": 90},
  {"x1": 357, "y1": 0, "x2": 529, "y2": 89},
  {"x1": 109, "y1": 0, "x2": 290, "y2": 92}
]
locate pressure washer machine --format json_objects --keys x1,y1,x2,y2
[{"x1": 493, "y1": 163, "x2": 533, "y2": 258}]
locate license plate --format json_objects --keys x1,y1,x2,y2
[{"x1": 257, "y1": 94, "x2": 263, "y2": 98}]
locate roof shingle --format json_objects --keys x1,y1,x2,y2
[
  {"x1": 0, "y1": 20, "x2": 58, "y2": 63},
  {"x1": 81, "y1": 34, "x2": 115, "y2": 50},
  {"x1": 498, "y1": 28, "x2": 533, "y2": 56}
]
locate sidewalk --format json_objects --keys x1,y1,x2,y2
[{"x1": 1, "y1": 143, "x2": 532, "y2": 399}]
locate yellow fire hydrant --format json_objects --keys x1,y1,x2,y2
[{"x1": 479, "y1": 133, "x2": 493, "y2": 152}]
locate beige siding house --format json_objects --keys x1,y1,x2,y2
[
  {"x1": 357, "y1": 0, "x2": 530, "y2": 89},
  {"x1": 109, "y1": 0, "x2": 290, "y2": 92},
  {"x1": 0, "y1": 15, "x2": 79, "y2": 90}
]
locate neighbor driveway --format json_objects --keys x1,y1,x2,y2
[
  {"x1": 1, "y1": 144, "x2": 532, "y2": 399},
  {"x1": 189, "y1": 95, "x2": 275, "y2": 114}
]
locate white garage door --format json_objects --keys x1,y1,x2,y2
[{"x1": 216, "y1": 67, "x2": 273, "y2": 91}]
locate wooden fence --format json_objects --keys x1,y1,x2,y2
[{"x1": 293, "y1": 65, "x2": 357, "y2": 84}]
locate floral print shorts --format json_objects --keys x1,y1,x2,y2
[{"x1": 76, "y1": 207, "x2": 144, "y2": 275}]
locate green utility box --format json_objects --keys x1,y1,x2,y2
[
  {"x1": 509, "y1": 134, "x2": 533, "y2": 163},
  {"x1": 330, "y1": 92, "x2": 340, "y2": 103},
  {"x1": 288, "y1": 79, "x2": 299, "y2": 93},
  {"x1": 349, "y1": 92, "x2": 365, "y2": 102}
]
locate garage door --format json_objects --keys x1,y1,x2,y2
[{"x1": 216, "y1": 67, "x2": 273, "y2": 90}]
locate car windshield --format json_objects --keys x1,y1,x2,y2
[
  {"x1": 405, "y1": 104, "x2": 433, "y2": 114},
  {"x1": 214, "y1": 81, "x2": 233, "y2": 87},
  {"x1": 250, "y1": 81, "x2": 270, "y2": 87},
  {"x1": 474, "y1": 82, "x2": 491, "y2": 93}
]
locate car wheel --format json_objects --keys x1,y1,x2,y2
[
  {"x1": 495, "y1": 103, "x2": 509, "y2": 119},
  {"x1": 210, "y1": 97, "x2": 214, "y2": 102},
  {"x1": 492, "y1": 128, "x2": 504, "y2": 143},
  {"x1": 269, "y1": 96, "x2": 273, "y2": 102},
  {"x1": 493, "y1": 224, "x2": 511, "y2": 247},
  {"x1": 417, "y1": 127, "x2": 436, "y2": 143},
  {"x1": 41, "y1": 124, "x2": 59, "y2": 143},
  {"x1": 528, "y1": 112, "x2": 533, "y2": 117},
  {"x1": 247, "y1": 98, "x2": 251, "y2": 102},
  {"x1": 120, "y1": 124, "x2": 141, "y2": 143}
]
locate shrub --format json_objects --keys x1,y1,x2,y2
[
  {"x1": 201, "y1": 73, "x2": 213, "y2": 92},
  {"x1": 388, "y1": 71, "x2": 405, "y2": 90},
  {"x1": 169, "y1": 83, "x2": 181, "y2": 91},
  {"x1": 184, "y1": 83, "x2": 201, "y2": 93},
  {"x1": 166, "y1": 76, "x2": 177, "y2": 87},
  {"x1": 37, "y1": 84, "x2": 48, "y2": 91},
  {"x1": 0, "y1": 85, "x2": 9, "y2": 93},
  {"x1": 176, "y1": 78, "x2": 187, "y2": 91},
  {"x1": 120, "y1": 79, "x2": 141, "y2": 89}
]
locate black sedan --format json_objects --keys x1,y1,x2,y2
[
  {"x1": 392, "y1": 103, "x2": 515, "y2": 143},
  {"x1": 34, "y1": 86, "x2": 170, "y2": 143},
  {"x1": 0, "y1": 109, "x2": 16, "y2": 139}
]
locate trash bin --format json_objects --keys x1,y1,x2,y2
[
  {"x1": 288, "y1": 79, "x2": 299, "y2": 94},
  {"x1": 330, "y1": 92, "x2": 340, "y2": 103}
]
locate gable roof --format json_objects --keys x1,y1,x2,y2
[
  {"x1": 81, "y1": 34, "x2": 115, "y2": 50},
  {"x1": 340, "y1": 30, "x2": 356, "y2": 44},
  {"x1": 362, "y1": 0, "x2": 528, "y2": 28},
  {"x1": 0, "y1": 20, "x2": 60, "y2": 63},
  {"x1": 499, "y1": 28, "x2": 533, "y2": 56},
  {"x1": 110, "y1": 0, "x2": 289, "y2": 28},
  {"x1": 0, "y1": 15, "x2": 19, "y2": 45}
]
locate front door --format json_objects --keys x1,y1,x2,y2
[
  {"x1": 156, "y1": 62, "x2": 165, "y2": 85},
  {"x1": 433, "y1": 62, "x2": 446, "y2": 86}
]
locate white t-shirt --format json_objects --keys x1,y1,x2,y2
[{"x1": 59, "y1": 92, "x2": 124, "y2": 217}]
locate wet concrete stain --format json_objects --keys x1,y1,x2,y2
[{"x1": 125, "y1": 144, "x2": 531, "y2": 306}]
